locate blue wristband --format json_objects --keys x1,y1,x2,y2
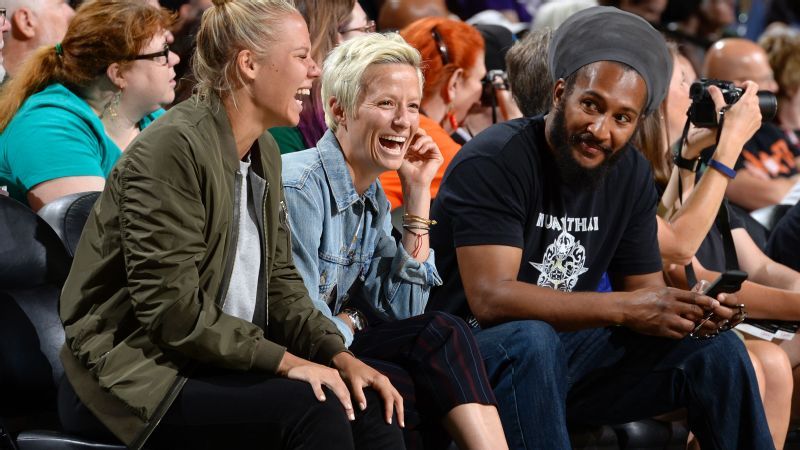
[{"x1": 708, "y1": 159, "x2": 737, "y2": 179}]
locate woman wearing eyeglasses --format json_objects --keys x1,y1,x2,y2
[
  {"x1": 0, "y1": 0, "x2": 178, "y2": 211},
  {"x1": 378, "y1": 17, "x2": 486, "y2": 210},
  {"x1": 270, "y1": 0, "x2": 376, "y2": 155}
]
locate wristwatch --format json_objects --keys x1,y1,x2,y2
[{"x1": 342, "y1": 308, "x2": 368, "y2": 331}]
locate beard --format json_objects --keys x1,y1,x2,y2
[{"x1": 547, "y1": 104, "x2": 629, "y2": 190}]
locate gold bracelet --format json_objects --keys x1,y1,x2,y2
[
  {"x1": 402, "y1": 213, "x2": 437, "y2": 226},
  {"x1": 402, "y1": 224, "x2": 430, "y2": 232}
]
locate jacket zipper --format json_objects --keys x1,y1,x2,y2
[
  {"x1": 260, "y1": 182, "x2": 270, "y2": 326},
  {"x1": 132, "y1": 171, "x2": 243, "y2": 449},
  {"x1": 216, "y1": 172, "x2": 243, "y2": 307}
]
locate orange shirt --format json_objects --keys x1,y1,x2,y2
[{"x1": 379, "y1": 114, "x2": 462, "y2": 209}]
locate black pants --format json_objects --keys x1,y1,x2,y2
[{"x1": 59, "y1": 369, "x2": 404, "y2": 450}]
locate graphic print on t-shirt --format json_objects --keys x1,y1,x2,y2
[{"x1": 530, "y1": 213, "x2": 598, "y2": 291}]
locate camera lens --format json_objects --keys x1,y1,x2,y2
[{"x1": 756, "y1": 90, "x2": 777, "y2": 122}]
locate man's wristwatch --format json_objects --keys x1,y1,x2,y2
[{"x1": 342, "y1": 308, "x2": 368, "y2": 331}]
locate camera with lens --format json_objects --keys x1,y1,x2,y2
[
  {"x1": 480, "y1": 69, "x2": 509, "y2": 108},
  {"x1": 688, "y1": 78, "x2": 777, "y2": 128}
]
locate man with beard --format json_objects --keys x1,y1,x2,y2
[{"x1": 426, "y1": 7, "x2": 773, "y2": 450}]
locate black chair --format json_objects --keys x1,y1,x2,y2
[
  {"x1": 570, "y1": 424, "x2": 620, "y2": 449},
  {"x1": 612, "y1": 419, "x2": 689, "y2": 450},
  {"x1": 0, "y1": 195, "x2": 124, "y2": 450},
  {"x1": 37, "y1": 192, "x2": 101, "y2": 258}
]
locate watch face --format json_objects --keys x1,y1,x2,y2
[{"x1": 350, "y1": 309, "x2": 366, "y2": 330}]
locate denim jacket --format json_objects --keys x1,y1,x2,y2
[{"x1": 282, "y1": 130, "x2": 442, "y2": 346}]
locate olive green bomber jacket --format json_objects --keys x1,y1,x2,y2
[{"x1": 59, "y1": 94, "x2": 348, "y2": 449}]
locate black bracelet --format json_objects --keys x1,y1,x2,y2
[{"x1": 673, "y1": 153, "x2": 700, "y2": 172}]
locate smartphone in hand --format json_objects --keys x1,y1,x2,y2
[
  {"x1": 703, "y1": 270, "x2": 748, "y2": 298},
  {"x1": 690, "y1": 270, "x2": 748, "y2": 338}
]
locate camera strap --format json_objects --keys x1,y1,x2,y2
[
  {"x1": 676, "y1": 114, "x2": 740, "y2": 288},
  {"x1": 684, "y1": 200, "x2": 740, "y2": 287},
  {"x1": 674, "y1": 117, "x2": 692, "y2": 206}
]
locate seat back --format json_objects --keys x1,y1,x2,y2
[
  {"x1": 0, "y1": 195, "x2": 71, "y2": 420},
  {"x1": 37, "y1": 192, "x2": 101, "y2": 258}
]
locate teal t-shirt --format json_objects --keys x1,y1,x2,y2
[
  {"x1": 269, "y1": 126, "x2": 307, "y2": 154},
  {"x1": 0, "y1": 83, "x2": 163, "y2": 205}
]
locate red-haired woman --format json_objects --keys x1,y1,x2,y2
[
  {"x1": 379, "y1": 17, "x2": 485, "y2": 209},
  {"x1": 0, "y1": 0, "x2": 179, "y2": 211}
]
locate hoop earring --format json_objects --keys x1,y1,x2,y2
[{"x1": 446, "y1": 103, "x2": 458, "y2": 130}]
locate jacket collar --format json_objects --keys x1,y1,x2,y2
[{"x1": 317, "y1": 130, "x2": 382, "y2": 214}]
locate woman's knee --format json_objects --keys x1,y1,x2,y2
[{"x1": 748, "y1": 341, "x2": 793, "y2": 391}]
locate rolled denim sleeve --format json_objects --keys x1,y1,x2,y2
[
  {"x1": 283, "y1": 184, "x2": 355, "y2": 347},
  {"x1": 359, "y1": 209, "x2": 442, "y2": 321}
]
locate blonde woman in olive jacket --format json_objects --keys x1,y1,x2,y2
[{"x1": 57, "y1": 1, "x2": 403, "y2": 449}]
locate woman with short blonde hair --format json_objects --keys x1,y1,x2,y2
[{"x1": 284, "y1": 32, "x2": 508, "y2": 450}]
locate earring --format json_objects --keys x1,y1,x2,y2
[
  {"x1": 446, "y1": 103, "x2": 458, "y2": 130},
  {"x1": 103, "y1": 90, "x2": 122, "y2": 119}
]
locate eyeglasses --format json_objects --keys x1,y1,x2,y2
[
  {"x1": 690, "y1": 304, "x2": 747, "y2": 340},
  {"x1": 0, "y1": 8, "x2": 6, "y2": 28},
  {"x1": 431, "y1": 26, "x2": 450, "y2": 66},
  {"x1": 131, "y1": 44, "x2": 170, "y2": 65},
  {"x1": 338, "y1": 20, "x2": 376, "y2": 35}
]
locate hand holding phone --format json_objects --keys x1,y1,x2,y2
[{"x1": 690, "y1": 270, "x2": 748, "y2": 338}]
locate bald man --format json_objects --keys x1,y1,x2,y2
[
  {"x1": 3, "y1": 0, "x2": 74, "y2": 79},
  {"x1": 703, "y1": 38, "x2": 800, "y2": 211},
  {"x1": 377, "y1": 0, "x2": 449, "y2": 31}
]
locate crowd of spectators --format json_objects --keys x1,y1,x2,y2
[{"x1": 3, "y1": 0, "x2": 800, "y2": 449}]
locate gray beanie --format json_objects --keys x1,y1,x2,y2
[{"x1": 547, "y1": 6, "x2": 672, "y2": 115}]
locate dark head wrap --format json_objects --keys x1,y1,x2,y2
[{"x1": 547, "y1": 6, "x2": 671, "y2": 115}]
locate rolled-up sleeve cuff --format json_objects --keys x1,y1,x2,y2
[
  {"x1": 331, "y1": 316, "x2": 354, "y2": 347},
  {"x1": 392, "y1": 245, "x2": 443, "y2": 287}
]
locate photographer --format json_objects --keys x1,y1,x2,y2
[
  {"x1": 703, "y1": 38, "x2": 800, "y2": 212},
  {"x1": 637, "y1": 47, "x2": 795, "y2": 450},
  {"x1": 453, "y1": 24, "x2": 522, "y2": 144}
]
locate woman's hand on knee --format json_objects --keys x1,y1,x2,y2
[
  {"x1": 278, "y1": 351, "x2": 355, "y2": 420},
  {"x1": 332, "y1": 352, "x2": 405, "y2": 427}
]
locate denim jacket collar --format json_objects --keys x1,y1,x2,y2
[{"x1": 317, "y1": 130, "x2": 383, "y2": 215}]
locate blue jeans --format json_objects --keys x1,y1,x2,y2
[{"x1": 474, "y1": 320, "x2": 773, "y2": 450}]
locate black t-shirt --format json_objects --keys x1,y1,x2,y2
[
  {"x1": 736, "y1": 122, "x2": 800, "y2": 178},
  {"x1": 695, "y1": 205, "x2": 745, "y2": 272},
  {"x1": 767, "y1": 203, "x2": 800, "y2": 272},
  {"x1": 427, "y1": 116, "x2": 663, "y2": 323}
]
